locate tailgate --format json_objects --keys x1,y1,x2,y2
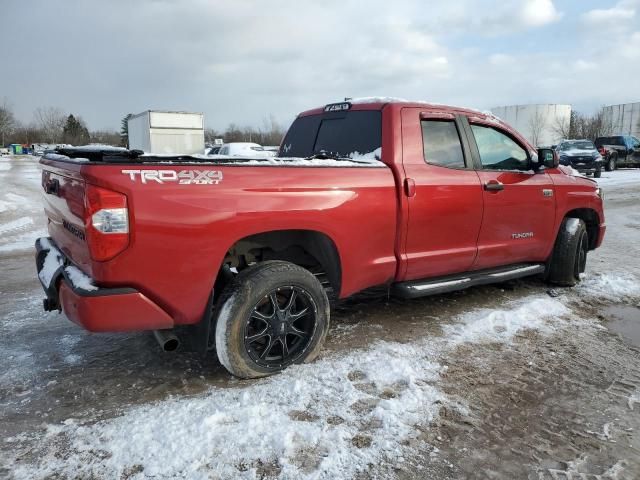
[{"x1": 41, "y1": 164, "x2": 92, "y2": 272}]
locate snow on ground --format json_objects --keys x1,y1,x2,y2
[
  {"x1": 444, "y1": 296, "x2": 569, "y2": 345},
  {"x1": 595, "y1": 168, "x2": 640, "y2": 188},
  {"x1": 0, "y1": 156, "x2": 46, "y2": 254},
  {"x1": 577, "y1": 272, "x2": 640, "y2": 301},
  {"x1": 12, "y1": 295, "x2": 574, "y2": 480}
]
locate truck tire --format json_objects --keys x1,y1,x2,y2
[
  {"x1": 546, "y1": 218, "x2": 588, "y2": 287},
  {"x1": 605, "y1": 155, "x2": 617, "y2": 172},
  {"x1": 594, "y1": 165, "x2": 602, "y2": 178},
  {"x1": 214, "y1": 261, "x2": 330, "y2": 378}
]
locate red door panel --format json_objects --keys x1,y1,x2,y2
[
  {"x1": 474, "y1": 170, "x2": 556, "y2": 268},
  {"x1": 401, "y1": 108, "x2": 483, "y2": 280}
]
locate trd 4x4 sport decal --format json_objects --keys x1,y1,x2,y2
[{"x1": 122, "y1": 169, "x2": 223, "y2": 185}]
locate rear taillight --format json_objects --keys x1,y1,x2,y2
[
  {"x1": 598, "y1": 146, "x2": 606, "y2": 155},
  {"x1": 85, "y1": 184, "x2": 129, "y2": 261}
]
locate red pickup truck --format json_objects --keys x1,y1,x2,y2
[{"x1": 36, "y1": 99, "x2": 606, "y2": 378}]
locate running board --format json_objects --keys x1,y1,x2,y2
[{"x1": 391, "y1": 263, "x2": 546, "y2": 299}]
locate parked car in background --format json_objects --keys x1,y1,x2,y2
[
  {"x1": 218, "y1": 142, "x2": 276, "y2": 157},
  {"x1": 206, "y1": 145, "x2": 221, "y2": 155},
  {"x1": 555, "y1": 140, "x2": 603, "y2": 178},
  {"x1": 594, "y1": 135, "x2": 640, "y2": 171}
]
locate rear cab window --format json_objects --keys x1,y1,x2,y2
[
  {"x1": 595, "y1": 136, "x2": 625, "y2": 147},
  {"x1": 421, "y1": 120, "x2": 466, "y2": 169},
  {"x1": 280, "y1": 109, "x2": 382, "y2": 160}
]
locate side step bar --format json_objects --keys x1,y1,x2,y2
[{"x1": 392, "y1": 263, "x2": 546, "y2": 299}]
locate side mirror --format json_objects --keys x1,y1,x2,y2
[{"x1": 537, "y1": 148, "x2": 559, "y2": 169}]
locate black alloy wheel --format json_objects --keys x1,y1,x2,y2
[{"x1": 244, "y1": 286, "x2": 317, "y2": 368}]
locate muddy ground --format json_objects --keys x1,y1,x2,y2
[{"x1": 0, "y1": 156, "x2": 639, "y2": 479}]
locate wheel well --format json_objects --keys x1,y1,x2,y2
[
  {"x1": 217, "y1": 230, "x2": 341, "y2": 297},
  {"x1": 565, "y1": 209, "x2": 600, "y2": 250}
]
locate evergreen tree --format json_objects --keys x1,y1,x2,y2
[{"x1": 62, "y1": 114, "x2": 90, "y2": 145}]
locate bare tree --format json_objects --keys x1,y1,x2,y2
[
  {"x1": 204, "y1": 128, "x2": 223, "y2": 144},
  {"x1": 0, "y1": 99, "x2": 16, "y2": 146},
  {"x1": 550, "y1": 108, "x2": 615, "y2": 141},
  {"x1": 259, "y1": 114, "x2": 286, "y2": 146},
  {"x1": 585, "y1": 107, "x2": 615, "y2": 139},
  {"x1": 12, "y1": 122, "x2": 43, "y2": 145},
  {"x1": 90, "y1": 129, "x2": 121, "y2": 146},
  {"x1": 34, "y1": 107, "x2": 66, "y2": 144},
  {"x1": 528, "y1": 109, "x2": 548, "y2": 147},
  {"x1": 551, "y1": 112, "x2": 573, "y2": 141}
]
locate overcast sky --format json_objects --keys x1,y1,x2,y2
[{"x1": 1, "y1": 0, "x2": 639, "y2": 131}]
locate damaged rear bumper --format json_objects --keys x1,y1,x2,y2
[{"x1": 35, "y1": 237, "x2": 174, "y2": 332}]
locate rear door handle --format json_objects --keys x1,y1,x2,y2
[
  {"x1": 484, "y1": 180, "x2": 504, "y2": 192},
  {"x1": 404, "y1": 178, "x2": 416, "y2": 197}
]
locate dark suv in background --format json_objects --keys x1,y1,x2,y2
[
  {"x1": 594, "y1": 135, "x2": 640, "y2": 171},
  {"x1": 555, "y1": 140, "x2": 603, "y2": 177}
]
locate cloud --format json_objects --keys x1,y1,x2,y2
[
  {"x1": 582, "y1": 1, "x2": 637, "y2": 25},
  {"x1": 520, "y1": 0, "x2": 562, "y2": 27},
  {"x1": 0, "y1": 0, "x2": 636, "y2": 132}
]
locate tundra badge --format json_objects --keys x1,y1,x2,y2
[{"x1": 512, "y1": 232, "x2": 534, "y2": 239}]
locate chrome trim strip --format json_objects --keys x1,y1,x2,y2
[
  {"x1": 488, "y1": 265, "x2": 544, "y2": 278},
  {"x1": 410, "y1": 278, "x2": 471, "y2": 291}
]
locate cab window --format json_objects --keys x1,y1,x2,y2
[
  {"x1": 421, "y1": 120, "x2": 466, "y2": 168},
  {"x1": 471, "y1": 124, "x2": 529, "y2": 171}
]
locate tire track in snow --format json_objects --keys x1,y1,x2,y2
[{"x1": 0, "y1": 217, "x2": 34, "y2": 235}]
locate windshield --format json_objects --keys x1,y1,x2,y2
[
  {"x1": 561, "y1": 141, "x2": 594, "y2": 150},
  {"x1": 279, "y1": 110, "x2": 382, "y2": 159}
]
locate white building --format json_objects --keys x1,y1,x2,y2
[
  {"x1": 490, "y1": 104, "x2": 571, "y2": 147},
  {"x1": 127, "y1": 110, "x2": 204, "y2": 154},
  {"x1": 602, "y1": 102, "x2": 640, "y2": 137}
]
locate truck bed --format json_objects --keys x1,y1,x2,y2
[{"x1": 40, "y1": 148, "x2": 399, "y2": 327}]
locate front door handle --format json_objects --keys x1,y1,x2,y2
[{"x1": 484, "y1": 180, "x2": 504, "y2": 192}]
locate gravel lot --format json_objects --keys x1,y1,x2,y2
[{"x1": 1, "y1": 155, "x2": 639, "y2": 479}]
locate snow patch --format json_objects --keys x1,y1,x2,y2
[
  {"x1": 18, "y1": 340, "x2": 446, "y2": 479},
  {"x1": 37, "y1": 249, "x2": 63, "y2": 287},
  {"x1": 445, "y1": 296, "x2": 569, "y2": 345},
  {"x1": 559, "y1": 165, "x2": 586, "y2": 177},
  {"x1": 155, "y1": 154, "x2": 385, "y2": 168},
  {"x1": 0, "y1": 217, "x2": 33, "y2": 234},
  {"x1": 65, "y1": 266, "x2": 98, "y2": 291},
  {"x1": 348, "y1": 147, "x2": 381, "y2": 161},
  {"x1": 0, "y1": 229, "x2": 48, "y2": 253},
  {"x1": 15, "y1": 295, "x2": 572, "y2": 479},
  {"x1": 579, "y1": 272, "x2": 640, "y2": 300}
]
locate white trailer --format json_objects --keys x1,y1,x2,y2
[
  {"x1": 602, "y1": 102, "x2": 640, "y2": 137},
  {"x1": 127, "y1": 111, "x2": 205, "y2": 154},
  {"x1": 490, "y1": 104, "x2": 571, "y2": 147}
]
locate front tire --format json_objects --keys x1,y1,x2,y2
[
  {"x1": 546, "y1": 218, "x2": 588, "y2": 286},
  {"x1": 214, "y1": 261, "x2": 330, "y2": 378},
  {"x1": 605, "y1": 155, "x2": 617, "y2": 172},
  {"x1": 594, "y1": 165, "x2": 602, "y2": 178}
]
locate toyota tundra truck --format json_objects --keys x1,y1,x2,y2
[{"x1": 36, "y1": 99, "x2": 606, "y2": 378}]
